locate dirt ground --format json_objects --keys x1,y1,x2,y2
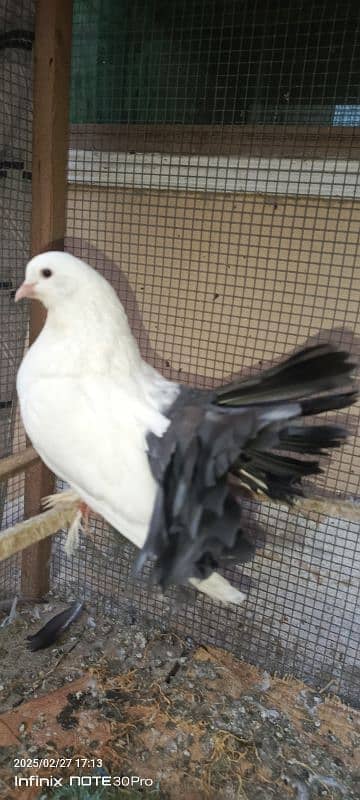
[{"x1": 0, "y1": 595, "x2": 359, "y2": 800}]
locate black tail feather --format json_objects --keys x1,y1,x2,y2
[
  {"x1": 232, "y1": 448, "x2": 322, "y2": 502},
  {"x1": 301, "y1": 390, "x2": 358, "y2": 417},
  {"x1": 278, "y1": 424, "x2": 349, "y2": 454},
  {"x1": 216, "y1": 345, "x2": 356, "y2": 407},
  {"x1": 220, "y1": 345, "x2": 358, "y2": 503}
]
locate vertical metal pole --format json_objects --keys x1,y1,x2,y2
[{"x1": 21, "y1": 0, "x2": 73, "y2": 599}]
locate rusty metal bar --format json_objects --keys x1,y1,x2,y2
[{"x1": 21, "y1": 0, "x2": 73, "y2": 600}]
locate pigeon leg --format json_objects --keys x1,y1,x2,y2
[{"x1": 79, "y1": 501, "x2": 90, "y2": 532}]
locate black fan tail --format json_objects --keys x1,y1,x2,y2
[{"x1": 140, "y1": 344, "x2": 357, "y2": 589}]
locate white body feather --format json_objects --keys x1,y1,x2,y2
[{"x1": 17, "y1": 253, "x2": 245, "y2": 605}]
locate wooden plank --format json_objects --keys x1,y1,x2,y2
[
  {"x1": 68, "y1": 150, "x2": 360, "y2": 199},
  {"x1": 21, "y1": 0, "x2": 73, "y2": 600},
  {"x1": 70, "y1": 123, "x2": 360, "y2": 159},
  {"x1": 0, "y1": 447, "x2": 39, "y2": 482}
]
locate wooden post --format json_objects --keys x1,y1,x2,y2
[{"x1": 21, "y1": 0, "x2": 73, "y2": 599}]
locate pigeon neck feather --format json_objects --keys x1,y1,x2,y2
[{"x1": 39, "y1": 291, "x2": 180, "y2": 415}]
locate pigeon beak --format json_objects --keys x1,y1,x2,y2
[{"x1": 15, "y1": 282, "x2": 37, "y2": 302}]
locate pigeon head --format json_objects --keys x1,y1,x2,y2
[{"x1": 15, "y1": 251, "x2": 98, "y2": 310}]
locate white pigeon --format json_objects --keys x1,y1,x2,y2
[{"x1": 16, "y1": 252, "x2": 357, "y2": 604}]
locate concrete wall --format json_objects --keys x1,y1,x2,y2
[{"x1": 66, "y1": 186, "x2": 360, "y2": 498}]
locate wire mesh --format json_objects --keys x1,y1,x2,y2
[
  {"x1": 61, "y1": 0, "x2": 360, "y2": 705},
  {"x1": 1, "y1": 0, "x2": 359, "y2": 706},
  {"x1": 0, "y1": 0, "x2": 33, "y2": 596}
]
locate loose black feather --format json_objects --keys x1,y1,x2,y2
[
  {"x1": 140, "y1": 344, "x2": 357, "y2": 588},
  {"x1": 26, "y1": 600, "x2": 83, "y2": 651}
]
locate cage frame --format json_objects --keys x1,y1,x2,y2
[{"x1": 0, "y1": 0, "x2": 73, "y2": 599}]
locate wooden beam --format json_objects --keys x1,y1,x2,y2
[
  {"x1": 1, "y1": 488, "x2": 359, "y2": 565},
  {"x1": 0, "y1": 447, "x2": 39, "y2": 482},
  {"x1": 1, "y1": 505, "x2": 77, "y2": 563},
  {"x1": 21, "y1": 0, "x2": 73, "y2": 600},
  {"x1": 70, "y1": 123, "x2": 360, "y2": 159}
]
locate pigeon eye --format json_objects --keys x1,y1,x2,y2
[{"x1": 41, "y1": 268, "x2": 52, "y2": 278}]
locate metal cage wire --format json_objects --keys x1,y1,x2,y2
[{"x1": 0, "y1": 0, "x2": 33, "y2": 596}]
